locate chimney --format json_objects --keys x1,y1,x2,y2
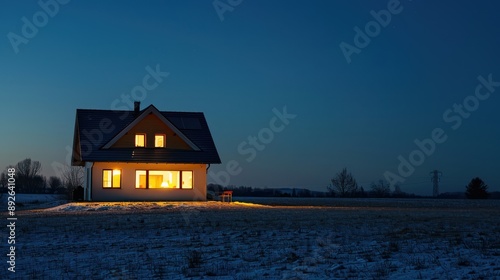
[{"x1": 134, "y1": 101, "x2": 140, "y2": 114}]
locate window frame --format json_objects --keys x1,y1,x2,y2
[
  {"x1": 135, "y1": 170, "x2": 193, "y2": 190},
  {"x1": 102, "y1": 169, "x2": 121, "y2": 189},
  {"x1": 181, "y1": 170, "x2": 193, "y2": 189},
  {"x1": 154, "y1": 134, "x2": 166, "y2": 148},
  {"x1": 135, "y1": 133, "x2": 146, "y2": 147}
]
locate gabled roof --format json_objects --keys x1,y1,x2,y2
[
  {"x1": 72, "y1": 104, "x2": 221, "y2": 166},
  {"x1": 102, "y1": 105, "x2": 200, "y2": 151}
]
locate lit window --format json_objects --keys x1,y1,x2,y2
[
  {"x1": 150, "y1": 171, "x2": 179, "y2": 188},
  {"x1": 103, "y1": 170, "x2": 111, "y2": 188},
  {"x1": 135, "y1": 170, "x2": 192, "y2": 189},
  {"x1": 182, "y1": 171, "x2": 193, "y2": 189},
  {"x1": 135, "y1": 170, "x2": 147, "y2": 189},
  {"x1": 155, "y1": 135, "x2": 165, "y2": 147},
  {"x1": 103, "y1": 169, "x2": 121, "y2": 188},
  {"x1": 135, "y1": 134, "x2": 146, "y2": 147}
]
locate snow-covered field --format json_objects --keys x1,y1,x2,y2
[
  {"x1": 0, "y1": 193, "x2": 67, "y2": 210},
  {"x1": 4, "y1": 197, "x2": 500, "y2": 279},
  {"x1": 0, "y1": 193, "x2": 66, "y2": 203}
]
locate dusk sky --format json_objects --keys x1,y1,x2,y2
[{"x1": 1, "y1": 0, "x2": 499, "y2": 195}]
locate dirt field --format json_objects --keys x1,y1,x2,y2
[{"x1": 4, "y1": 198, "x2": 500, "y2": 279}]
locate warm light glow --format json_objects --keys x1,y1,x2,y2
[
  {"x1": 182, "y1": 171, "x2": 193, "y2": 189},
  {"x1": 136, "y1": 170, "x2": 146, "y2": 188},
  {"x1": 134, "y1": 170, "x2": 193, "y2": 189},
  {"x1": 135, "y1": 134, "x2": 145, "y2": 147},
  {"x1": 155, "y1": 134, "x2": 165, "y2": 147},
  {"x1": 103, "y1": 170, "x2": 112, "y2": 188},
  {"x1": 112, "y1": 170, "x2": 121, "y2": 187},
  {"x1": 103, "y1": 169, "x2": 121, "y2": 188},
  {"x1": 150, "y1": 171, "x2": 177, "y2": 188}
]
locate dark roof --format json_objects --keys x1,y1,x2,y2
[{"x1": 72, "y1": 105, "x2": 221, "y2": 165}]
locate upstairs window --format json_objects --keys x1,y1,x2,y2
[
  {"x1": 155, "y1": 134, "x2": 165, "y2": 148},
  {"x1": 135, "y1": 134, "x2": 146, "y2": 147}
]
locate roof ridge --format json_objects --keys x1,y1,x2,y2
[{"x1": 76, "y1": 108, "x2": 204, "y2": 114}]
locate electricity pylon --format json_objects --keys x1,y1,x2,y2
[{"x1": 430, "y1": 170, "x2": 442, "y2": 197}]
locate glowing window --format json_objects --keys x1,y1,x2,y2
[
  {"x1": 103, "y1": 169, "x2": 121, "y2": 188},
  {"x1": 135, "y1": 170, "x2": 192, "y2": 189},
  {"x1": 135, "y1": 170, "x2": 147, "y2": 188},
  {"x1": 182, "y1": 171, "x2": 193, "y2": 189},
  {"x1": 149, "y1": 171, "x2": 179, "y2": 188},
  {"x1": 135, "y1": 134, "x2": 146, "y2": 147},
  {"x1": 155, "y1": 135, "x2": 165, "y2": 147}
]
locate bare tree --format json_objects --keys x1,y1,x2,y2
[
  {"x1": 16, "y1": 158, "x2": 42, "y2": 178},
  {"x1": 328, "y1": 168, "x2": 358, "y2": 197},
  {"x1": 15, "y1": 158, "x2": 43, "y2": 193},
  {"x1": 48, "y1": 176, "x2": 63, "y2": 193},
  {"x1": 0, "y1": 172, "x2": 7, "y2": 193},
  {"x1": 62, "y1": 166, "x2": 84, "y2": 190},
  {"x1": 34, "y1": 175, "x2": 47, "y2": 194},
  {"x1": 1, "y1": 166, "x2": 16, "y2": 193},
  {"x1": 370, "y1": 179, "x2": 391, "y2": 197}
]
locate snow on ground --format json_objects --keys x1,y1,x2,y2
[
  {"x1": 4, "y1": 198, "x2": 500, "y2": 279},
  {"x1": 0, "y1": 193, "x2": 67, "y2": 210},
  {"x1": 0, "y1": 193, "x2": 65, "y2": 204},
  {"x1": 46, "y1": 201, "x2": 269, "y2": 212}
]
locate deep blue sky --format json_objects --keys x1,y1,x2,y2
[{"x1": 1, "y1": 0, "x2": 499, "y2": 195}]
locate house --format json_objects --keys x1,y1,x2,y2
[{"x1": 71, "y1": 102, "x2": 221, "y2": 201}]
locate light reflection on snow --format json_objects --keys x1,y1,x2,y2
[{"x1": 45, "y1": 201, "x2": 271, "y2": 212}]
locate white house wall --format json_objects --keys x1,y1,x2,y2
[
  {"x1": 91, "y1": 162, "x2": 207, "y2": 201},
  {"x1": 84, "y1": 162, "x2": 94, "y2": 201}
]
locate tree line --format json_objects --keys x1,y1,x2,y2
[
  {"x1": 328, "y1": 167, "x2": 492, "y2": 199},
  {"x1": 3, "y1": 159, "x2": 491, "y2": 200},
  {"x1": 0, "y1": 158, "x2": 83, "y2": 197},
  {"x1": 207, "y1": 184, "x2": 325, "y2": 198}
]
